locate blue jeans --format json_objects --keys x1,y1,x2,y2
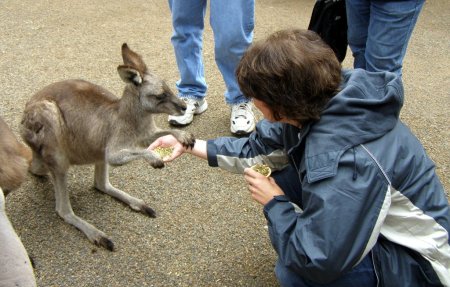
[
  {"x1": 275, "y1": 254, "x2": 376, "y2": 287},
  {"x1": 168, "y1": 0, "x2": 254, "y2": 104},
  {"x1": 346, "y1": 0, "x2": 425, "y2": 76},
  {"x1": 272, "y1": 166, "x2": 377, "y2": 287}
]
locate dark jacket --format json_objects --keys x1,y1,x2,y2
[{"x1": 207, "y1": 69, "x2": 450, "y2": 286}]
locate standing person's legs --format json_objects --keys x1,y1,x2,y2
[
  {"x1": 168, "y1": 0, "x2": 209, "y2": 126},
  {"x1": 346, "y1": 0, "x2": 370, "y2": 70},
  {"x1": 169, "y1": 0, "x2": 207, "y2": 100},
  {"x1": 210, "y1": 0, "x2": 255, "y2": 134},
  {"x1": 365, "y1": 0, "x2": 425, "y2": 76},
  {"x1": 209, "y1": 0, "x2": 254, "y2": 105}
]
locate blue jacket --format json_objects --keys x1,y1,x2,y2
[{"x1": 207, "y1": 69, "x2": 450, "y2": 286}]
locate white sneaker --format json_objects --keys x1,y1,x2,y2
[
  {"x1": 230, "y1": 102, "x2": 255, "y2": 135},
  {"x1": 168, "y1": 98, "x2": 208, "y2": 126}
]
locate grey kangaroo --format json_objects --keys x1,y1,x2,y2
[{"x1": 20, "y1": 43, "x2": 195, "y2": 251}]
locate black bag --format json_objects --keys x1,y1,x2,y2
[{"x1": 308, "y1": 0, "x2": 348, "y2": 63}]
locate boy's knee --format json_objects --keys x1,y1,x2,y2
[{"x1": 275, "y1": 262, "x2": 310, "y2": 287}]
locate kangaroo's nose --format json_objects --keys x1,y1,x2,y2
[{"x1": 179, "y1": 101, "x2": 187, "y2": 111}]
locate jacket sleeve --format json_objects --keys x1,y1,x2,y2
[
  {"x1": 263, "y1": 147, "x2": 389, "y2": 284},
  {"x1": 207, "y1": 120, "x2": 289, "y2": 173}
]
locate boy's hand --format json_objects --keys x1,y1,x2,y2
[
  {"x1": 244, "y1": 168, "x2": 284, "y2": 206},
  {"x1": 148, "y1": 135, "x2": 187, "y2": 162}
]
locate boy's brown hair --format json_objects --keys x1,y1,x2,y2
[{"x1": 236, "y1": 28, "x2": 342, "y2": 125}]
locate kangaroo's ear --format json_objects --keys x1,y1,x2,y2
[
  {"x1": 121, "y1": 43, "x2": 147, "y2": 74},
  {"x1": 117, "y1": 65, "x2": 142, "y2": 86}
]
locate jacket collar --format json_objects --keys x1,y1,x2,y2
[{"x1": 289, "y1": 70, "x2": 403, "y2": 183}]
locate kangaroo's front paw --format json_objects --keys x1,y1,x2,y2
[{"x1": 177, "y1": 131, "x2": 196, "y2": 149}]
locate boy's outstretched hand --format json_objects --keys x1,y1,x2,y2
[
  {"x1": 148, "y1": 135, "x2": 187, "y2": 162},
  {"x1": 244, "y1": 168, "x2": 285, "y2": 206}
]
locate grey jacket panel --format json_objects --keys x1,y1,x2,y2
[{"x1": 207, "y1": 120, "x2": 290, "y2": 172}]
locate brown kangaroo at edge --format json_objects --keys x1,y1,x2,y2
[
  {"x1": 0, "y1": 116, "x2": 36, "y2": 286},
  {"x1": 0, "y1": 116, "x2": 32, "y2": 196},
  {"x1": 20, "y1": 43, "x2": 195, "y2": 251}
]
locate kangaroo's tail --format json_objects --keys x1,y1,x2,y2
[{"x1": 20, "y1": 100, "x2": 64, "y2": 155}]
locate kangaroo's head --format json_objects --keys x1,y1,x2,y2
[{"x1": 117, "y1": 43, "x2": 186, "y2": 116}]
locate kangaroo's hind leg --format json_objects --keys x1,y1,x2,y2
[
  {"x1": 50, "y1": 167, "x2": 114, "y2": 251},
  {"x1": 29, "y1": 151, "x2": 48, "y2": 176},
  {"x1": 41, "y1": 142, "x2": 115, "y2": 251},
  {"x1": 94, "y1": 162, "x2": 156, "y2": 217},
  {"x1": 21, "y1": 100, "x2": 115, "y2": 251}
]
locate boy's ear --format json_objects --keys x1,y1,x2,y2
[{"x1": 117, "y1": 65, "x2": 142, "y2": 86}]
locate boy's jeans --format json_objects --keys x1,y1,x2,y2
[
  {"x1": 346, "y1": 0, "x2": 425, "y2": 76},
  {"x1": 168, "y1": 0, "x2": 254, "y2": 104},
  {"x1": 275, "y1": 254, "x2": 376, "y2": 287},
  {"x1": 272, "y1": 166, "x2": 377, "y2": 286}
]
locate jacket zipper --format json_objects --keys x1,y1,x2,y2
[{"x1": 290, "y1": 132, "x2": 303, "y2": 184}]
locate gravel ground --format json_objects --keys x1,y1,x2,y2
[{"x1": 1, "y1": 1, "x2": 448, "y2": 286}]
